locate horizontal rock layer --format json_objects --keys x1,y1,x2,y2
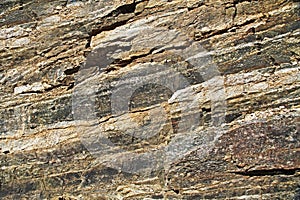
[{"x1": 0, "y1": 0, "x2": 299, "y2": 199}]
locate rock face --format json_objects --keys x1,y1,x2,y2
[{"x1": 0, "y1": 0, "x2": 300, "y2": 199}]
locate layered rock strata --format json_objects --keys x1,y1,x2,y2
[{"x1": 0, "y1": 0, "x2": 299, "y2": 199}]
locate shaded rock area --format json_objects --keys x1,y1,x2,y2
[{"x1": 0, "y1": 0, "x2": 299, "y2": 199}]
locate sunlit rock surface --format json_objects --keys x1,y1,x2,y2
[{"x1": 0, "y1": 0, "x2": 299, "y2": 199}]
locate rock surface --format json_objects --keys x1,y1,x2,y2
[{"x1": 0, "y1": 0, "x2": 299, "y2": 199}]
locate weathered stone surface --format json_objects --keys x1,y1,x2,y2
[{"x1": 0, "y1": 0, "x2": 299, "y2": 199}]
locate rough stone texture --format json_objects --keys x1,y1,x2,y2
[{"x1": 0, "y1": 0, "x2": 299, "y2": 199}]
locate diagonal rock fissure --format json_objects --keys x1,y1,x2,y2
[
  {"x1": 231, "y1": 168, "x2": 300, "y2": 177},
  {"x1": 86, "y1": 2, "x2": 138, "y2": 48}
]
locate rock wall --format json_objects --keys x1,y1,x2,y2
[{"x1": 0, "y1": 0, "x2": 299, "y2": 199}]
